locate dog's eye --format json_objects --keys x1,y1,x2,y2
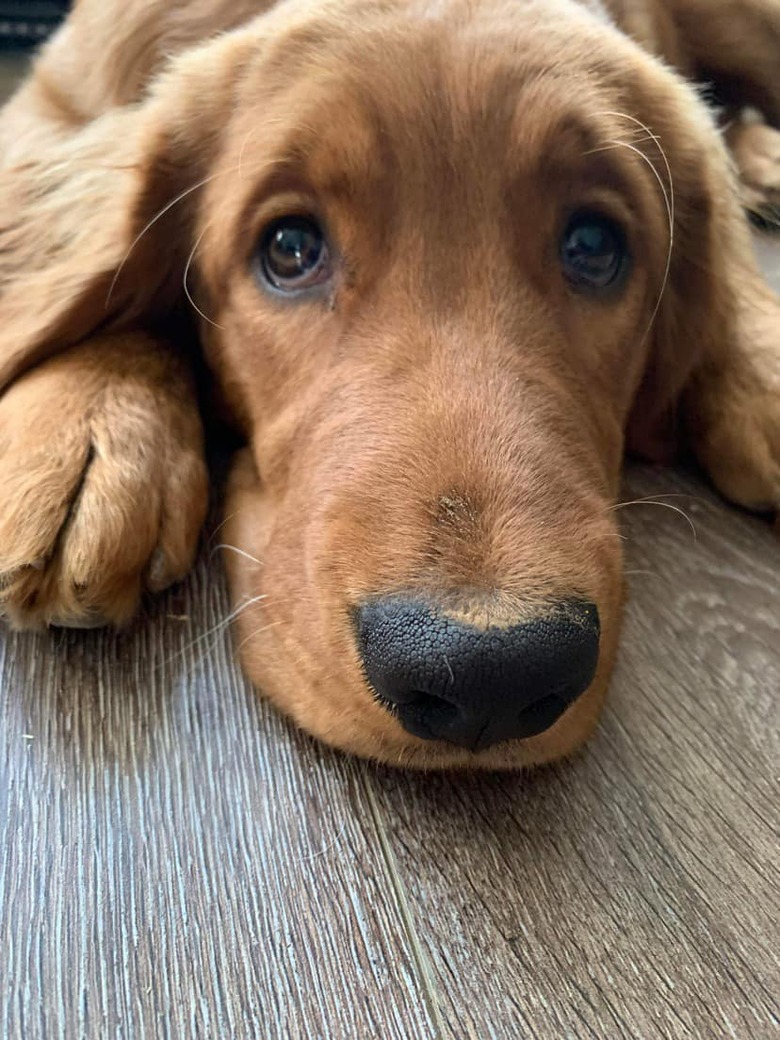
[
  {"x1": 258, "y1": 216, "x2": 330, "y2": 292},
  {"x1": 560, "y1": 212, "x2": 628, "y2": 291}
]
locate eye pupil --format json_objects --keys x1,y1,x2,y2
[
  {"x1": 561, "y1": 213, "x2": 627, "y2": 291},
  {"x1": 271, "y1": 226, "x2": 321, "y2": 276},
  {"x1": 259, "y1": 217, "x2": 329, "y2": 291}
]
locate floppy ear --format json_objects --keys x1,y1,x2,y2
[
  {"x1": 623, "y1": 76, "x2": 767, "y2": 462},
  {"x1": 0, "y1": 28, "x2": 260, "y2": 393}
]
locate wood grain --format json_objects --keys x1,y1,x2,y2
[
  {"x1": 0, "y1": 562, "x2": 442, "y2": 1039},
  {"x1": 0, "y1": 51, "x2": 778, "y2": 1037}
]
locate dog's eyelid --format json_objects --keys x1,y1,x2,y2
[
  {"x1": 239, "y1": 182, "x2": 328, "y2": 251},
  {"x1": 561, "y1": 183, "x2": 636, "y2": 228}
]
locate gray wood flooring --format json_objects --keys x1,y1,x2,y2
[{"x1": 1, "y1": 56, "x2": 778, "y2": 1040}]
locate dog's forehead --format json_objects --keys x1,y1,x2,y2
[{"x1": 228, "y1": 17, "x2": 625, "y2": 198}]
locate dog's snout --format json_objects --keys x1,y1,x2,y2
[{"x1": 356, "y1": 597, "x2": 600, "y2": 751}]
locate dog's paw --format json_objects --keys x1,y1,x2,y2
[
  {"x1": 686, "y1": 299, "x2": 780, "y2": 515},
  {"x1": 0, "y1": 335, "x2": 208, "y2": 629},
  {"x1": 726, "y1": 116, "x2": 780, "y2": 230}
]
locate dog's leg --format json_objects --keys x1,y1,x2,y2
[
  {"x1": 685, "y1": 267, "x2": 780, "y2": 514},
  {"x1": 0, "y1": 332, "x2": 208, "y2": 629},
  {"x1": 669, "y1": 0, "x2": 780, "y2": 511},
  {"x1": 724, "y1": 114, "x2": 780, "y2": 229}
]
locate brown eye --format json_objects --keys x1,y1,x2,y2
[
  {"x1": 560, "y1": 211, "x2": 629, "y2": 292},
  {"x1": 257, "y1": 216, "x2": 331, "y2": 292}
]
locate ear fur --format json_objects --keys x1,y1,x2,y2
[
  {"x1": 624, "y1": 70, "x2": 765, "y2": 461},
  {"x1": 0, "y1": 27, "x2": 260, "y2": 392}
]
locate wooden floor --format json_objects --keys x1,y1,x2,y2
[{"x1": 1, "y1": 56, "x2": 779, "y2": 1040}]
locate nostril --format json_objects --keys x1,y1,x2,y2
[{"x1": 390, "y1": 690, "x2": 460, "y2": 742}]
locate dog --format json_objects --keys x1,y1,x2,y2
[{"x1": 0, "y1": 0, "x2": 777, "y2": 769}]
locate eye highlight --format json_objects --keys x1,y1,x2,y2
[
  {"x1": 560, "y1": 211, "x2": 629, "y2": 292},
  {"x1": 256, "y1": 216, "x2": 332, "y2": 293}
]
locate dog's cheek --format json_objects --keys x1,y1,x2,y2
[
  {"x1": 221, "y1": 450, "x2": 285, "y2": 683},
  {"x1": 222, "y1": 450, "x2": 274, "y2": 587},
  {"x1": 220, "y1": 449, "x2": 388, "y2": 754}
]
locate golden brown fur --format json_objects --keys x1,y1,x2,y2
[{"x1": 0, "y1": 0, "x2": 777, "y2": 768}]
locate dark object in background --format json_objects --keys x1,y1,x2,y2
[{"x1": 0, "y1": 1, "x2": 70, "y2": 46}]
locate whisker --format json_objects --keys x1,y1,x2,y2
[
  {"x1": 183, "y1": 223, "x2": 225, "y2": 329},
  {"x1": 208, "y1": 511, "x2": 242, "y2": 544},
  {"x1": 106, "y1": 151, "x2": 290, "y2": 310},
  {"x1": 236, "y1": 620, "x2": 283, "y2": 654},
  {"x1": 599, "y1": 140, "x2": 673, "y2": 334},
  {"x1": 594, "y1": 112, "x2": 675, "y2": 345},
  {"x1": 238, "y1": 128, "x2": 257, "y2": 180},
  {"x1": 105, "y1": 169, "x2": 223, "y2": 308},
  {"x1": 211, "y1": 542, "x2": 264, "y2": 566},
  {"x1": 611, "y1": 492, "x2": 694, "y2": 506},
  {"x1": 611, "y1": 497, "x2": 697, "y2": 539},
  {"x1": 159, "y1": 593, "x2": 268, "y2": 669},
  {"x1": 298, "y1": 821, "x2": 349, "y2": 864},
  {"x1": 583, "y1": 130, "x2": 659, "y2": 156},
  {"x1": 599, "y1": 111, "x2": 675, "y2": 225}
]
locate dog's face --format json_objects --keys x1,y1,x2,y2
[
  {"x1": 183, "y1": 0, "x2": 696, "y2": 769},
  {"x1": 4, "y1": 0, "x2": 727, "y2": 768}
]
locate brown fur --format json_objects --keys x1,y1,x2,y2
[{"x1": 0, "y1": 0, "x2": 777, "y2": 768}]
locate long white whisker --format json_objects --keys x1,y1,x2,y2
[
  {"x1": 600, "y1": 112, "x2": 675, "y2": 230},
  {"x1": 611, "y1": 498, "x2": 697, "y2": 539},
  {"x1": 298, "y1": 821, "x2": 349, "y2": 863},
  {"x1": 612, "y1": 493, "x2": 693, "y2": 505},
  {"x1": 238, "y1": 128, "x2": 257, "y2": 180},
  {"x1": 236, "y1": 620, "x2": 283, "y2": 653},
  {"x1": 598, "y1": 138, "x2": 673, "y2": 340},
  {"x1": 583, "y1": 127, "x2": 659, "y2": 155},
  {"x1": 596, "y1": 112, "x2": 675, "y2": 345},
  {"x1": 159, "y1": 593, "x2": 268, "y2": 670},
  {"x1": 212, "y1": 542, "x2": 264, "y2": 566},
  {"x1": 183, "y1": 223, "x2": 225, "y2": 329},
  {"x1": 208, "y1": 511, "x2": 241, "y2": 543},
  {"x1": 105, "y1": 152, "x2": 293, "y2": 310},
  {"x1": 105, "y1": 169, "x2": 223, "y2": 308}
]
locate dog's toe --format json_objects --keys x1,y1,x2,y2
[{"x1": 726, "y1": 118, "x2": 780, "y2": 232}]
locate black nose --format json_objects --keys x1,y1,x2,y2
[{"x1": 356, "y1": 596, "x2": 600, "y2": 751}]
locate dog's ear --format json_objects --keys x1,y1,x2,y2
[
  {"x1": 624, "y1": 80, "x2": 762, "y2": 461},
  {"x1": 0, "y1": 28, "x2": 260, "y2": 392}
]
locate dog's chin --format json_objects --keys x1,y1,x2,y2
[
  {"x1": 231, "y1": 607, "x2": 611, "y2": 769},
  {"x1": 226, "y1": 584, "x2": 613, "y2": 770}
]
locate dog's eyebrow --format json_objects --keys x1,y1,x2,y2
[
  {"x1": 503, "y1": 97, "x2": 660, "y2": 206},
  {"x1": 242, "y1": 100, "x2": 395, "y2": 206}
]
